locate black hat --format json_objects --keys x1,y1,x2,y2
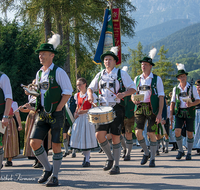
[
  {"x1": 100, "y1": 46, "x2": 119, "y2": 62},
  {"x1": 176, "y1": 63, "x2": 188, "y2": 78}
]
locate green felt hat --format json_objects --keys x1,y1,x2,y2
[
  {"x1": 35, "y1": 43, "x2": 58, "y2": 54},
  {"x1": 100, "y1": 51, "x2": 119, "y2": 62},
  {"x1": 139, "y1": 57, "x2": 155, "y2": 66},
  {"x1": 176, "y1": 70, "x2": 188, "y2": 78}
]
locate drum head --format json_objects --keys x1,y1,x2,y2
[{"x1": 88, "y1": 106, "x2": 113, "y2": 113}]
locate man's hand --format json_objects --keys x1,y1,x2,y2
[
  {"x1": 156, "y1": 113, "x2": 162, "y2": 124},
  {"x1": 131, "y1": 94, "x2": 140, "y2": 104},
  {"x1": 116, "y1": 93, "x2": 125, "y2": 100}
]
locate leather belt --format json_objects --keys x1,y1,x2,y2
[{"x1": 139, "y1": 85, "x2": 150, "y2": 91}]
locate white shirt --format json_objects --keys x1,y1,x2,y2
[
  {"x1": 0, "y1": 74, "x2": 13, "y2": 100},
  {"x1": 74, "y1": 92, "x2": 97, "y2": 105},
  {"x1": 12, "y1": 101, "x2": 18, "y2": 113},
  {"x1": 88, "y1": 67, "x2": 136, "y2": 105},
  {"x1": 36, "y1": 63, "x2": 73, "y2": 106},
  {"x1": 134, "y1": 72, "x2": 165, "y2": 103},
  {"x1": 171, "y1": 82, "x2": 200, "y2": 108}
]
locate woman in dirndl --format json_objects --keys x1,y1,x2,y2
[
  {"x1": 3, "y1": 101, "x2": 22, "y2": 166},
  {"x1": 70, "y1": 78, "x2": 98, "y2": 167},
  {"x1": 192, "y1": 79, "x2": 200, "y2": 153}
]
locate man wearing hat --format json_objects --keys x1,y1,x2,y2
[
  {"x1": 193, "y1": 79, "x2": 200, "y2": 153},
  {"x1": 30, "y1": 34, "x2": 73, "y2": 186},
  {"x1": 0, "y1": 72, "x2": 12, "y2": 178},
  {"x1": 87, "y1": 47, "x2": 136, "y2": 174},
  {"x1": 170, "y1": 63, "x2": 200, "y2": 160},
  {"x1": 132, "y1": 48, "x2": 165, "y2": 167}
]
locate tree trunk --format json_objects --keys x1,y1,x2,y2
[
  {"x1": 44, "y1": 3, "x2": 51, "y2": 42},
  {"x1": 63, "y1": 22, "x2": 71, "y2": 79}
]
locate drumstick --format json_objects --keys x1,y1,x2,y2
[
  {"x1": 91, "y1": 102, "x2": 97, "y2": 107},
  {"x1": 105, "y1": 87, "x2": 124, "y2": 101}
]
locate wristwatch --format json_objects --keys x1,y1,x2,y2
[{"x1": 3, "y1": 115, "x2": 9, "y2": 119}]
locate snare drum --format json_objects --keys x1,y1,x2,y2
[{"x1": 87, "y1": 106, "x2": 116, "y2": 125}]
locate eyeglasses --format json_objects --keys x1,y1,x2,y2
[{"x1": 76, "y1": 83, "x2": 84, "y2": 87}]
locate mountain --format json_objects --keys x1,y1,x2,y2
[
  {"x1": 131, "y1": 0, "x2": 200, "y2": 31},
  {"x1": 122, "y1": 19, "x2": 191, "y2": 52},
  {"x1": 143, "y1": 22, "x2": 200, "y2": 58}
]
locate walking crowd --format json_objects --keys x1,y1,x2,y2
[{"x1": 0, "y1": 34, "x2": 200, "y2": 187}]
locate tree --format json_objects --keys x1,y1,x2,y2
[
  {"x1": 128, "y1": 42, "x2": 145, "y2": 79},
  {"x1": 153, "y1": 45, "x2": 175, "y2": 96}
]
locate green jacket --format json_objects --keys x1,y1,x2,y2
[
  {"x1": 134, "y1": 74, "x2": 159, "y2": 115},
  {"x1": 174, "y1": 85, "x2": 195, "y2": 118},
  {"x1": 36, "y1": 65, "x2": 62, "y2": 113}
]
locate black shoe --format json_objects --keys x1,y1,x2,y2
[
  {"x1": 5, "y1": 161, "x2": 12, "y2": 167},
  {"x1": 72, "y1": 152, "x2": 76, "y2": 158},
  {"x1": 83, "y1": 162, "x2": 90, "y2": 167},
  {"x1": 176, "y1": 151, "x2": 185, "y2": 160},
  {"x1": 122, "y1": 149, "x2": 126, "y2": 158},
  {"x1": 34, "y1": 162, "x2": 43, "y2": 168},
  {"x1": 162, "y1": 146, "x2": 165, "y2": 152},
  {"x1": 99, "y1": 148, "x2": 103, "y2": 153},
  {"x1": 197, "y1": 149, "x2": 200, "y2": 154},
  {"x1": 141, "y1": 149, "x2": 144, "y2": 152},
  {"x1": 109, "y1": 166, "x2": 120, "y2": 175},
  {"x1": 46, "y1": 176, "x2": 59, "y2": 187},
  {"x1": 124, "y1": 155, "x2": 130, "y2": 161},
  {"x1": 63, "y1": 152, "x2": 69, "y2": 157},
  {"x1": 149, "y1": 159, "x2": 155, "y2": 167},
  {"x1": 32, "y1": 159, "x2": 38, "y2": 167},
  {"x1": 186, "y1": 153, "x2": 192, "y2": 160},
  {"x1": 156, "y1": 150, "x2": 160, "y2": 156},
  {"x1": 171, "y1": 147, "x2": 176, "y2": 151},
  {"x1": 38, "y1": 168, "x2": 53, "y2": 183},
  {"x1": 82, "y1": 157, "x2": 86, "y2": 166},
  {"x1": 1, "y1": 164, "x2": 3, "y2": 169},
  {"x1": 103, "y1": 160, "x2": 114, "y2": 171},
  {"x1": 141, "y1": 154, "x2": 149, "y2": 165},
  {"x1": 165, "y1": 149, "x2": 168, "y2": 153}
]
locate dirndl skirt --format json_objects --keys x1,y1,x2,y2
[
  {"x1": 3, "y1": 117, "x2": 19, "y2": 158},
  {"x1": 23, "y1": 110, "x2": 36, "y2": 157},
  {"x1": 70, "y1": 113, "x2": 97, "y2": 150}
]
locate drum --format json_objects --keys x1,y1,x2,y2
[{"x1": 87, "y1": 106, "x2": 116, "y2": 125}]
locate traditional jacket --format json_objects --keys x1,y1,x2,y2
[{"x1": 36, "y1": 65, "x2": 62, "y2": 113}]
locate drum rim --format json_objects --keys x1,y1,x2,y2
[{"x1": 88, "y1": 106, "x2": 113, "y2": 114}]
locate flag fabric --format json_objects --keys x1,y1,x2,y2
[
  {"x1": 93, "y1": 9, "x2": 115, "y2": 65},
  {"x1": 112, "y1": 8, "x2": 121, "y2": 65},
  {"x1": 65, "y1": 103, "x2": 75, "y2": 127}
]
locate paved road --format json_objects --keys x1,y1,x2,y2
[{"x1": 1, "y1": 145, "x2": 200, "y2": 190}]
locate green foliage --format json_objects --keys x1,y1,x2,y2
[
  {"x1": 153, "y1": 46, "x2": 175, "y2": 96},
  {"x1": 128, "y1": 42, "x2": 145, "y2": 79},
  {"x1": 19, "y1": 121, "x2": 26, "y2": 149},
  {"x1": 0, "y1": 20, "x2": 41, "y2": 106}
]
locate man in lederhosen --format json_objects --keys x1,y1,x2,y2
[
  {"x1": 132, "y1": 49, "x2": 165, "y2": 167},
  {"x1": 30, "y1": 34, "x2": 73, "y2": 186},
  {"x1": 170, "y1": 63, "x2": 200, "y2": 160},
  {"x1": 0, "y1": 72, "x2": 12, "y2": 178},
  {"x1": 87, "y1": 47, "x2": 136, "y2": 174}
]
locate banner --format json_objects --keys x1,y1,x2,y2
[
  {"x1": 93, "y1": 9, "x2": 109, "y2": 65},
  {"x1": 112, "y1": 8, "x2": 121, "y2": 65},
  {"x1": 93, "y1": 8, "x2": 121, "y2": 66}
]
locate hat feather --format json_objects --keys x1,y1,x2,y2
[
  {"x1": 176, "y1": 63, "x2": 186, "y2": 71},
  {"x1": 48, "y1": 33, "x2": 60, "y2": 50},
  {"x1": 149, "y1": 47, "x2": 157, "y2": 59},
  {"x1": 110, "y1": 46, "x2": 118, "y2": 56},
  {"x1": 122, "y1": 66, "x2": 128, "y2": 72}
]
